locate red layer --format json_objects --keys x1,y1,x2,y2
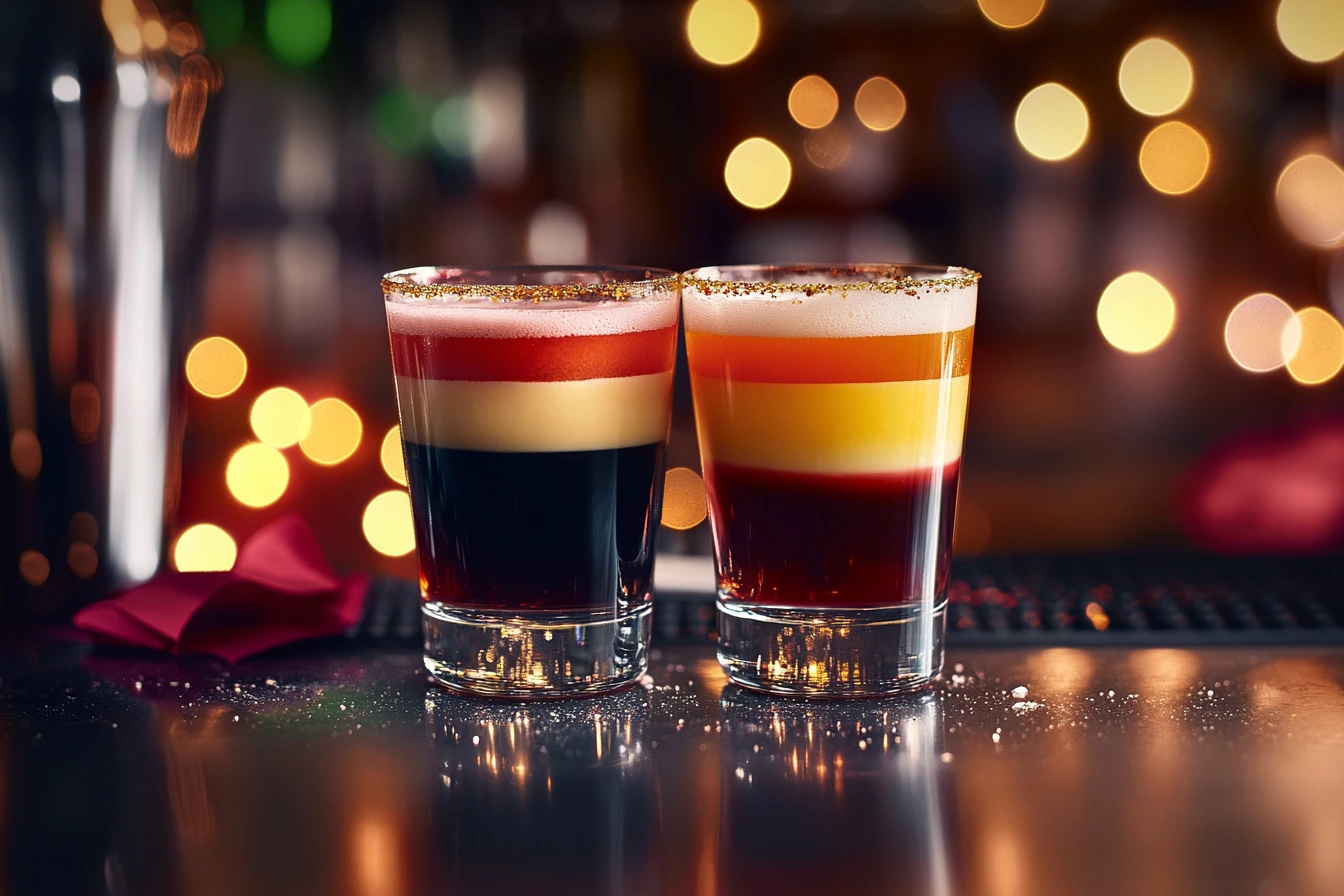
[
  {"x1": 704, "y1": 460, "x2": 960, "y2": 607},
  {"x1": 389, "y1": 325, "x2": 678, "y2": 382}
]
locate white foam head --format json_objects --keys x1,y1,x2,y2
[
  {"x1": 385, "y1": 290, "x2": 678, "y2": 339},
  {"x1": 682, "y1": 265, "x2": 977, "y2": 338}
]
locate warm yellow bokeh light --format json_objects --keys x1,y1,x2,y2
[
  {"x1": 142, "y1": 19, "x2": 168, "y2": 50},
  {"x1": 686, "y1": 0, "x2": 760, "y2": 66},
  {"x1": 724, "y1": 137, "x2": 791, "y2": 209},
  {"x1": 662, "y1": 467, "x2": 708, "y2": 530},
  {"x1": 977, "y1": 0, "x2": 1045, "y2": 29},
  {"x1": 226, "y1": 442, "x2": 290, "y2": 508},
  {"x1": 1225, "y1": 293, "x2": 1301, "y2": 372},
  {"x1": 363, "y1": 490, "x2": 417, "y2": 557},
  {"x1": 1014, "y1": 83, "x2": 1088, "y2": 161},
  {"x1": 1276, "y1": 0, "x2": 1344, "y2": 63},
  {"x1": 250, "y1": 387, "x2": 312, "y2": 448},
  {"x1": 1139, "y1": 121, "x2": 1210, "y2": 195},
  {"x1": 300, "y1": 398, "x2": 363, "y2": 465},
  {"x1": 185, "y1": 336, "x2": 247, "y2": 398},
  {"x1": 1275, "y1": 153, "x2": 1344, "y2": 248},
  {"x1": 1285, "y1": 307, "x2": 1344, "y2": 385},
  {"x1": 1118, "y1": 38, "x2": 1193, "y2": 116},
  {"x1": 854, "y1": 77, "x2": 907, "y2": 132},
  {"x1": 788, "y1": 75, "x2": 839, "y2": 129},
  {"x1": 381, "y1": 426, "x2": 407, "y2": 486},
  {"x1": 173, "y1": 524, "x2": 237, "y2": 572},
  {"x1": 1096, "y1": 272, "x2": 1176, "y2": 353}
]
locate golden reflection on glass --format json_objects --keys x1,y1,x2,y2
[
  {"x1": 352, "y1": 814, "x2": 405, "y2": 896},
  {"x1": 167, "y1": 55, "x2": 219, "y2": 159},
  {"x1": 719, "y1": 690, "x2": 949, "y2": 894},
  {"x1": 425, "y1": 689, "x2": 656, "y2": 893}
]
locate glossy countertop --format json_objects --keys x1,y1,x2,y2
[{"x1": 2, "y1": 638, "x2": 1342, "y2": 896}]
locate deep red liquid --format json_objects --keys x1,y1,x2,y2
[{"x1": 704, "y1": 461, "x2": 960, "y2": 607}]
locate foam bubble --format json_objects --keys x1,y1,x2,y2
[
  {"x1": 683, "y1": 279, "x2": 977, "y2": 339},
  {"x1": 386, "y1": 291, "x2": 678, "y2": 340}
]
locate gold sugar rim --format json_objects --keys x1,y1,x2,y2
[
  {"x1": 682, "y1": 264, "x2": 981, "y2": 296},
  {"x1": 382, "y1": 266, "x2": 680, "y2": 303}
]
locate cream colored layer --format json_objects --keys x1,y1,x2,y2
[
  {"x1": 396, "y1": 372, "x2": 673, "y2": 452},
  {"x1": 692, "y1": 375, "x2": 969, "y2": 474}
]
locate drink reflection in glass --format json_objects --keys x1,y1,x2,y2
[
  {"x1": 382, "y1": 267, "x2": 680, "y2": 696},
  {"x1": 684, "y1": 264, "x2": 979, "y2": 696}
]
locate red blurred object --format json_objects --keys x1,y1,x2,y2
[
  {"x1": 1181, "y1": 417, "x2": 1344, "y2": 554},
  {"x1": 73, "y1": 515, "x2": 368, "y2": 662}
]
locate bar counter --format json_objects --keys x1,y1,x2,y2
[{"x1": 2, "y1": 634, "x2": 1342, "y2": 895}]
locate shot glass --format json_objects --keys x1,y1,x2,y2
[
  {"x1": 382, "y1": 266, "x2": 680, "y2": 696},
  {"x1": 683, "y1": 264, "x2": 979, "y2": 696}
]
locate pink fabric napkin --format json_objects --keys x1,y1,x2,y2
[{"x1": 74, "y1": 514, "x2": 369, "y2": 662}]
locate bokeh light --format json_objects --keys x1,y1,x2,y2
[
  {"x1": 1284, "y1": 307, "x2": 1344, "y2": 385},
  {"x1": 380, "y1": 426, "x2": 407, "y2": 486},
  {"x1": 1138, "y1": 121, "x2": 1210, "y2": 195},
  {"x1": 977, "y1": 0, "x2": 1045, "y2": 29},
  {"x1": 18, "y1": 551, "x2": 50, "y2": 586},
  {"x1": 250, "y1": 387, "x2": 312, "y2": 448},
  {"x1": 1014, "y1": 83, "x2": 1088, "y2": 161},
  {"x1": 70, "y1": 381, "x2": 101, "y2": 444},
  {"x1": 167, "y1": 21, "x2": 200, "y2": 56},
  {"x1": 195, "y1": 0, "x2": 245, "y2": 50},
  {"x1": 1225, "y1": 293, "x2": 1301, "y2": 372},
  {"x1": 1276, "y1": 0, "x2": 1344, "y2": 63},
  {"x1": 1118, "y1": 38, "x2": 1193, "y2": 116},
  {"x1": 803, "y1": 127, "x2": 853, "y2": 169},
  {"x1": 363, "y1": 490, "x2": 416, "y2": 557},
  {"x1": 373, "y1": 88, "x2": 432, "y2": 155},
  {"x1": 1096, "y1": 272, "x2": 1176, "y2": 353},
  {"x1": 1275, "y1": 153, "x2": 1344, "y2": 248},
  {"x1": 68, "y1": 512, "x2": 99, "y2": 545},
  {"x1": 788, "y1": 75, "x2": 839, "y2": 129},
  {"x1": 10, "y1": 430, "x2": 41, "y2": 480},
  {"x1": 68, "y1": 543, "x2": 99, "y2": 579},
  {"x1": 173, "y1": 523, "x2": 237, "y2": 572},
  {"x1": 265, "y1": 0, "x2": 332, "y2": 67},
  {"x1": 686, "y1": 0, "x2": 760, "y2": 66},
  {"x1": 300, "y1": 397, "x2": 362, "y2": 465},
  {"x1": 185, "y1": 336, "x2": 247, "y2": 398},
  {"x1": 724, "y1": 137, "x2": 791, "y2": 209},
  {"x1": 142, "y1": 19, "x2": 168, "y2": 50},
  {"x1": 226, "y1": 442, "x2": 290, "y2": 508},
  {"x1": 853, "y1": 77, "x2": 907, "y2": 132},
  {"x1": 662, "y1": 467, "x2": 708, "y2": 530}
]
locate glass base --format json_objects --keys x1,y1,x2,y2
[
  {"x1": 423, "y1": 602, "x2": 651, "y2": 698},
  {"x1": 717, "y1": 599, "x2": 946, "y2": 698}
]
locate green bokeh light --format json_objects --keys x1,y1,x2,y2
[
  {"x1": 195, "y1": 0, "x2": 245, "y2": 50},
  {"x1": 430, "y1": 96, "x2": 472, "y2": 157},
  {"x1": 265, "y1": 0, "x2": 332, "y2": 67},
  {"x1": 374, "y1": 89, "x2": 432, "y2": 155}
]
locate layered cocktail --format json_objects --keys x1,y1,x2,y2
[
  {"x1": 684, "y1": 264, "x2": 979, "y2": 696},
  {"x1": 383, "y1": 266, "x2": 679, "y2": 696}
]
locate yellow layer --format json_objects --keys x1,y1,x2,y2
[
  {"x1": 396, "y1": 372, "x2": 672, "y2": 452},
  {"x1": 691, "y1": 375, "x2": 969, "y2": 474}
]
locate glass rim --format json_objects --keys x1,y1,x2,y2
[
  {"x1": 382, "y1": 265, "x2": 680, "y2": 303},
  {"x1": 682, "y1": 263, "x2": 981, "y2": 296}
]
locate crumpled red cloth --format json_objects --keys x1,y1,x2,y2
[{"x1": 73, "y1": 514, "x2": 369, "y2": 662}]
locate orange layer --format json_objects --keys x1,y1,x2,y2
[{"x1": 685, "y1": 327, "x2": 973, "y2": 383}]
